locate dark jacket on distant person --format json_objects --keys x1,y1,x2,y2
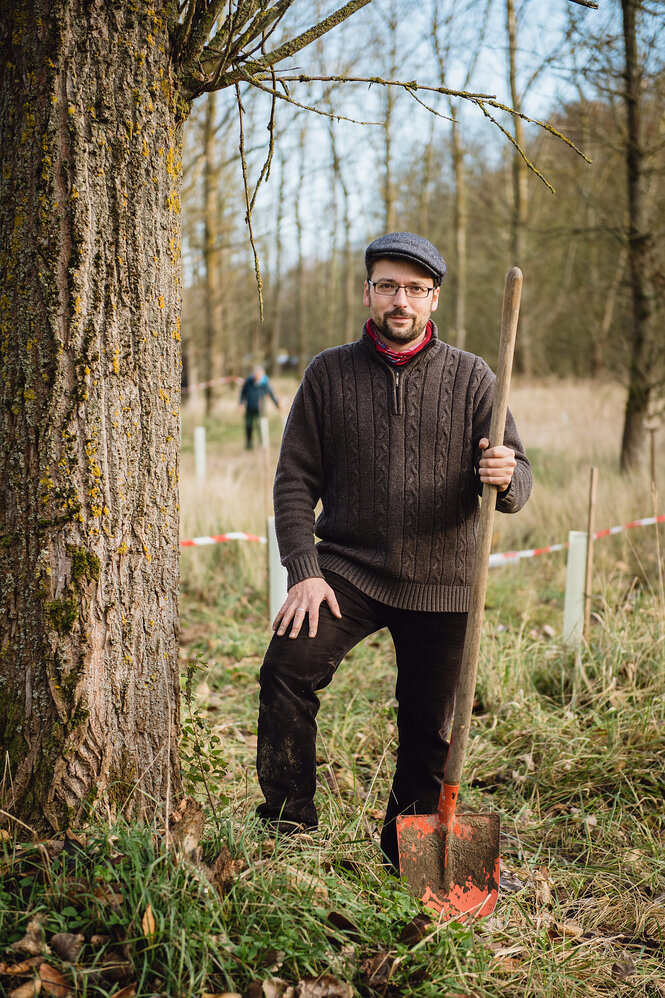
[{"x1": 240, "y1": 374, "x2": 278, "y2": 414}]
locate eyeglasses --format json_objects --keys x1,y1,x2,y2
[{"x1": 368, "y1": 280, "x2": 435, "y2": 299}]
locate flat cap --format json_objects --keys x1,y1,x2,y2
[{"x1": 365, "y1": 232, "x2": 447, "y2": 285}]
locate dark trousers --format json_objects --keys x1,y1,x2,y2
[
  {"x1": 256, "y1": 571, "x2": 467, "y2": 869},
  {"x1": 245, "y1": 409, "x2": 259, "y2": 448}
]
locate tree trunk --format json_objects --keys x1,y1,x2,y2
[
  {"x1": 619, "y1": 0, "x2": 653, "y2": 473},
  {"x1": 450, "y1": 115, "x2": 468, "y2": 351},
  {"x1": 295, "y1": 126, "x2": 308, "y2": 378},
  {"x1": 0, "y1": 0, "x2": 183, "y2": 830},
  {"x1": 506, "y1": 0, "x2": 532, "y2": 376},
  {"x1": 267, "y1": 158, "x2": 285, "y2": 375},
  {"x1": 203, "y1": 91, "x2": 221, "y2": 417}
]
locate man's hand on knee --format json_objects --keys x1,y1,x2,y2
[{"x1": 274, "y1": 577, "x2": 342, "y2": 639}]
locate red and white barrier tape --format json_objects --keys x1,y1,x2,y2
[
  {"x1": 180, "y1": 514, "x2": 665, "y2": 558},
  {"x1": 182, "y1": 375, "x2": 244, "y2": 394},
  {"x1": 180, "y1": 531, "x2": 266, "y2": 547},
  {"x1": 488, "y1": 542, "x2": 567, "y2": 566},
  {"x1": 488, "y1": 513, "x2": 665, "y2": 566},
  {"x1": 594, "y1": 514, "x2": 665, "y2": 539}
]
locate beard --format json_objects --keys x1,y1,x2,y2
[{"x1": 370, "y1": 307, "x2": 431, "y2": 345}]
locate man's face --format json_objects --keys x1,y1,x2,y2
[{"x1": 363, "y1": 258, "x2": 440, "y2": 349}]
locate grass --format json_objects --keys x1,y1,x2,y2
[{"x1": 1, "y1": 378, "x2": 665, "y2": 996}]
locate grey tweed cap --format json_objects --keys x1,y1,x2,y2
[{"x1": 365, "y1": 232, "x2": 447, "y2": 285}]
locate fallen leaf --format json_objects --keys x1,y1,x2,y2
[
  {"x1": 211, "y1": 844, "x2": 246, "y2": 896},
  {"x1": 360, "y1": 950, "x2": 394, "y2": 987},
  {"x1": 89, "y1": 935, "x2": 110, "y2": 947},
  {"x1": 531, "y1": 867, "x2": 553, "y2": 907},
  {"x1": 499, "y1": 871, "x2": 526, "y2": 894},
  {"x1": 242, "y1": 985, "x2": 263, "y2": 998},
  {"x1": 397, "y1": 914, "x2": 432, "y2": 946},
  {"x1": 64, "y1": 829, "x2": 87, "y2": 851},
  {"x1": 169, "y1": 797, "x2": 205, "y2": 856},
  {"x1": 612, "y1": 952, "x2": 637, "y2": 980},
  {"x1": 494, "y1": 957, "x2": 522, "y2": 972},
  {"x1": 39, "y1": 963, "x2": 70, "y2": 998},
  {"x1": 9, "y1": 981, "x2": 41, "y2": 998},
  {"x1": 489, "y1": 943, "x2": 527, "y2": 959},
  {"x1": 296, "y1": 976, "x2": 353, "y2": 998},
  {"x1": 262, "y1": 979, "x2": 295, "y2": 998},
  {"x1": 326, "y1": 911, "x2": 361, "y2": 942},
  {"x1": 142, "y1": 904, "x2": 156, "y2": 940},
  {"x1": 551, "y1": 921, "x2": 584, "y2": 939},
  {"x1": 11, "y1": 921, "x2": 47, "y2": 957},
  {"x1": 0, "y1": 957, "x2": 44, "y2": 975},
  {"x1": 112, "y1": 986, "x2": 137, "y2": 998},
  {"x1": 49, "y1": 934, "x2": 84, "y2": 963}
]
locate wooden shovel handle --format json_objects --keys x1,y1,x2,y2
[{"x1": 441, "y1": 267, "x2": 523, "y2": 793}]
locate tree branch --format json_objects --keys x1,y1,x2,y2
[
  {"x1": 180, "y1": 0, "x2": 374, "y2": 96},
  {"x1": 567, "y1": 0, "x2": 598, "y2": 8}
]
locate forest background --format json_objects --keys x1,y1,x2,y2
[{"x1": 180, "y1": 0, "x2": 664, "y2": 475}]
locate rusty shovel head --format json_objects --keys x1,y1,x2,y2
[{"x1": 396, "y1": 810, "x2": 500, "y2": 921}]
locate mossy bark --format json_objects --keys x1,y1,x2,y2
[{"x1": 0, "y1": 0, "x2": 183, "y2": 830}]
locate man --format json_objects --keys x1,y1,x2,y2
[
  {"x1": 256, "y1": 232, "x2": 531, "y2": 870},
  {"x1": 239, "y1": 364, "x2": 280, "y2": 449}
]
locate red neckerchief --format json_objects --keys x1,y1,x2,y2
[{"x1": 365, "y1": 319, "x2": 433, "y2": 365}]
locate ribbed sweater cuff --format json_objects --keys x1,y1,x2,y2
[{"x1": 284, "y1": 553, "x2": 324, "y2": 590}]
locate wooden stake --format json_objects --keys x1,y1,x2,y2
[{"x1": 584, "y1": 466, "x2": 598, "y2": 640}]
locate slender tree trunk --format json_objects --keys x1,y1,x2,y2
[
  {"x1": 0, "y1": 0, "x2": 183, "y2": 830},
  {"x1": 619, "y1": 0, "x2": 653, "y2": 473},
  {"x1": 295, "y1": 127, "x2": 308, "y2": 378},
  {"x1": 506, "y1": 0, "x2": 532, "y2": 376},
  {"x1": 450, "y1": 114, "x2": 468, "y2": 350},
  {"x1": 203, "y1": 92, "x2": 221, "y2": 417},
  {"x1": 267, "y1": 159, "x2": 285, "y2": 375}
]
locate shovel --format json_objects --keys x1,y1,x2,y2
[{"x1": 396, "y1": 267, "x2": 523, "y2": 921}]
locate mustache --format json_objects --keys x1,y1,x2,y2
[{"x1": 387, "y1": 310, "x2": 413, "y2": 318}]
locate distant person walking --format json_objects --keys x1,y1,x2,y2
[{"x1": 239, "y1": 365, "x2": 280, "y2": 450}]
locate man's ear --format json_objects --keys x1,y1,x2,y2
[
  {"x1": 430, "y1": 286, "x2": 440, "y2": 312},
  {"x1": 363, "y1": 281, "x2": 371, "y2": 307}
]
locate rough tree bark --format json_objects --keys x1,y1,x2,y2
[{"x1": 0, "y1": 0, "x2": 183, "y2": 827}]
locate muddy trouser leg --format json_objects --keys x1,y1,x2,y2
[
  {"x1": 256, "y1": 572, "x2": 380, "y2": 829},
  {"x1": 380, "y1": 610, "x2": 468, "y2": 870}
]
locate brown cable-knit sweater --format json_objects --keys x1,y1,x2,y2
[{"x1": 274, "y1": 323, "x2": 532, "y2": 612}]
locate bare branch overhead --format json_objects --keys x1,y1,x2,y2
[{"x1": 177, "y1": 0, "x2": 374, "y2": 98}]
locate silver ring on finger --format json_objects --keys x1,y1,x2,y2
[{"x1": 296, "y1": 607, "x2": 307, "y2": 612}]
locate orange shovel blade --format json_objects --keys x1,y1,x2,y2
[{"x1": 396, "y1": 811, "x2": 500, "y2": 921}]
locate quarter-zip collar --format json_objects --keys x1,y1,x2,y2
[{"x1": 362, "y1": 320, "x2": 443, "y2": 415}]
